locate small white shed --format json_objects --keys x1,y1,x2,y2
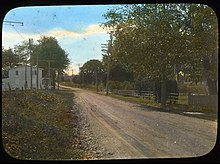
[{"x1": 2, "y1": 65, "x2": 43, "y2": 90}]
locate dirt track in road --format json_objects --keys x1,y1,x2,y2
[{"x1": 62, "y1": 86, "x2": 217, "y2": 159}]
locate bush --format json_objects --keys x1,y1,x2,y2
[
  {"x1": 122, "y1": 81, "x2": 134, "y2": 90},
  {"x1": 109, "y1": 80, "x2": 134, "y2": 90},
  {"x1": 109, "y1": 80, "x2": 123, "y2": 90},
  {"x1": 178, "y1": 83, "x2": 208, "y2": 94}
]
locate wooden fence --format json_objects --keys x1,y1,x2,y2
[
  {"x1": 111, "y1": 89, "x2": 155, "y2": 99},
  {"x1": 188, "y1": 93, "x2": 218, "y2": 108},
  {"x1": 111, "y1": 89, "x2": 217, "y2": 107}
]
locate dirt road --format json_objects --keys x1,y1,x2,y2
[{"x1": 63, "y1": 86, "x2": 217, "y2": 159}]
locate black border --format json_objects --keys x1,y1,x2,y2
[{"x1": 1, "y1": 0, "x2": 219, "y2": 163}]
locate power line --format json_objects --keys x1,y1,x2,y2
[
  {"x1": 3, "y1": 20, "x2": 25, "y2": 40},
  {"x1": 11, "y1": 25, "x2": 26, "y2": 40},
  {"x1": 3, "y1": 20, "x2": 24, "y2": 26}
]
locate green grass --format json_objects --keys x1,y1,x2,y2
[
  {"x1": 108, "y1": 93, "x2": 160, "y2": 107},
  {"x1": 107, "y1": 93, "x2": 217, "y2": 121},
  {"x1": 2, "y1": 89, "x2": 84, "y2": 160},
  {"x1": 59, "y1": 83, "x2": 217, "y2": 121}
]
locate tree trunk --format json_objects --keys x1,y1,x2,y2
[{"x1": 203, "y1": 55, "x2": 217, "y2": 95}]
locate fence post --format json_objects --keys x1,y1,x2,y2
[{"x1": 188, "y1": 92, "x2": 191, "y2": 105}]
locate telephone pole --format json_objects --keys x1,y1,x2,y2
[
  {"x1": 101, "y1": 44, "x2": 109, "y2": 95},
  {"x1": 101, "y1": 31, "x2": 113, "y2": 96},
  {"x1": 29, "y1": 39, "x2": 33, "y2": 90}
]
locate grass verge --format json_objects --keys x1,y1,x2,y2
[
  {"x1": 59, "y1": 83, "x2": 217, "y2": 121},
  {"x1": 108, "y1": 93, "x2": 217, "y2": 121},
  {"x1": 2, "y1": 89, "x2": 83, "y2": 160}
]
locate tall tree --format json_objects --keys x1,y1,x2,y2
[
  {"x1": 187, "y1": 5, "x2": 218, "y2": 94},
  {"x1": 30, "y1": 36, "x2": 70, "y2": 89},
  {"x1": 79, "y1": 59, "x2": 104, "y2": 86},
  {"x1": 13, "y1": 39, "x2": 36, "y2": 65},
  {"x1": 103, "y1": 4, "x2": 192, "y2": 106},
  {"x1": 2, "y1": 48, "x2": 20, "y2": 78},
  {"x1": 102, "y1": 4, "x2": 218, "y2": 105},
  {"x1": 2, "y1": 48, "x2": 19, "y2": 69}
]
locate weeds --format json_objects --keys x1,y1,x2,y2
[{"x1": 2, "y1": 89, "x2": 83, "y2": 160}]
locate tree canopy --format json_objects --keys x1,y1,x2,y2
[
  {"x1": 2, "y1": 36, "x2": 70, "y2": 89},
  {"x1": 102, "y1": 4, "x2": 218, "y2": 95},
  {"x1": 79, "y1": 59, "x2": 104, "y2": 85},
  {"x1": 27, "y1": 36, "x2": 70, "y2": 73}
]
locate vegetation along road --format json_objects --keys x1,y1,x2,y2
[{"x1": 61, "y1": 85, "x2": 217, "y2": 159}]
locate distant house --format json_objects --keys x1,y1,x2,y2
[{"x1": 2, "y1": 65, "x2": 44, "y2": 90}]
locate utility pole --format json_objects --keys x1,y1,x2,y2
[
  {"x1": 106, "y1": 50, "x2": 110, "y2": 95},
  {"x1": 95, "y1": 68, "x2": 98, "y2": 93},
  {"x1": 101, "y1": 44, "x2": 109, "y2": 95},
  {"x1": 36, "y1": 53, "x2": 39, "y2": 89},
  {"x1": 101, "y1": 31, "x2": 113, "y2": 96},
  {"x1": 25, "y1": 63, "x2": 27, "y2": 90},
  {"x1": 29, "y1": 39, "x2": 33, "y2": 90},
  {"x1": 77, "y1": 63, "x2": 81, "y2": 85},
  {"x1": 48, "y1": 61, "x2": 51, "y2": 89}
]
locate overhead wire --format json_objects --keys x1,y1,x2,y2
[{"x1": 11, "y1": 25, "x2": 26, "y2": 40}]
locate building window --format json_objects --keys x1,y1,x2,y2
[{"x1": 15, "y1": 70, "x2": 19, "y2": 75}]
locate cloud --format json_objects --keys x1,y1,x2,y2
[
  {"x1": 2, "y1": 23, "x2": 108, "y2": 49},
  {"x1": 45, "y1": 29, "x2": 80, "y2": 38},
  {"x1": 2, "y1": 31, "x2": 41, "y2": 48},
  {"x1": 43, "y1": 24, "x2": 107, "y2": 38},
  {"x1": 84, "y1": 24, "x2": 107, "y2": 35},
  {"x1": 2, "y1": 24, "x2": 110, "y2": 75}
]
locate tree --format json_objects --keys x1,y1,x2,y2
[
  {"x1": 187, "y1": 5, "x2": 218, "y2": 94},
  {"x1": 30, "y1": 36, "x2": 70, "y2": 89},
  {"x1": 2, "y1": 48, "x2": 19, "y2": 69},
  {"x1": 13, "y1": 39, "x2": 36, "y2": 65},
  {"x1": 102, "y1": 4, "x2": 218, "y2": 106},
  {"x1": 103, "y1": 4, "x2": 193, "y2": 106},
  {"x1": 109, "y1": 63, "x2": 134, "y2": 82},
  {"x1": 101, "y1": 53, "x2": 134, "y2": 82},
  {"x1": 79, "y1": 59, "x2": 104, "y2": 90},
  {"x1": 2, "y1": 48, "x2": 20, "y2": 78}
]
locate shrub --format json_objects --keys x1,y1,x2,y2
[
  {"x1": 178, "y1": 83, "x2": 208, "y2": 94},
  {"x1": 109, "y1": 80, "x2": 123, "y2": 90},
  {"x1": 122, "y1": 81, "x2": 134, "y2": 90}
]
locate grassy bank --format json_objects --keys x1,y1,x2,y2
[
  {"x1": 2, "y1": 89, "x2": 83, "y2": 160},
  {"x1": 108, "y1": 93, "x2": 217, "y2": 121},
  {"x1": 59, "y1": 82, "x2": 217, "y2": 121}
]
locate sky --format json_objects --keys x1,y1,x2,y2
[{"x1": 2, "y1": 5, "x2": 117, "y2": 75}]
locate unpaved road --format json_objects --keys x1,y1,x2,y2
[{"x1": 63, "y1": 86, "x2": 217, "y2": 159}]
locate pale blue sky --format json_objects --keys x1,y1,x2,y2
[{"x1": 2, "y1": 5, "x2": 118, "y2": 74}]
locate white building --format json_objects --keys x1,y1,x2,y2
[{"x1": 2, "y1": 65, "x2": 43, "y2": 90}]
